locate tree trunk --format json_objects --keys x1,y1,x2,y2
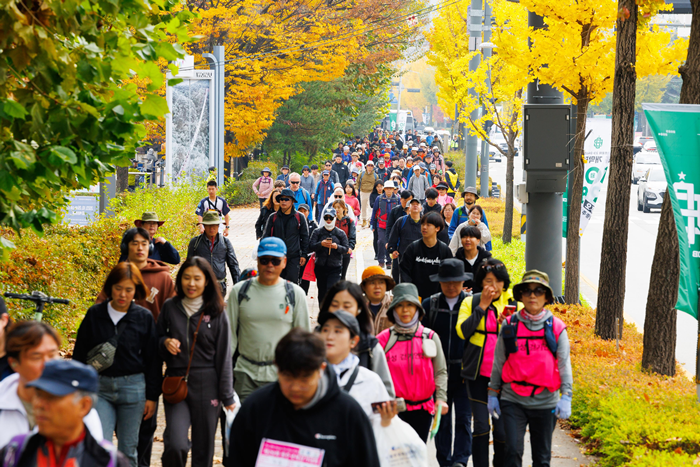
[
  {"x1": 564, "y1": 96, "x2": 589, "y2": 304},
  {"x1": 641, "y1": 0, "x2": 700, "y2": 374},
  {"x1": 503, "y1": 147, "x2": 514, "y2": 243},
  {"x1": 641, "y1": 195, "x2": 679, "y2": 375},
  {"x1": 595, "y1": 0, "x2": 638, "y2": 340},
  {"x1": 116, "y1": 166, "x2": 129, "y2": 193}
]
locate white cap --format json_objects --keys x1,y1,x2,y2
[
  {"x1": 343, "y1": 146, "x2": 349, "y2": 151},
  {"x1": 366, "y1": 160, "x2": 375, "y2": 166},
  {"x1": 419, "y1": 142, "x2": 427, "y2": 147},
  {"x1": 384, "y1": 181, "x2": 396, "y2": 189}
]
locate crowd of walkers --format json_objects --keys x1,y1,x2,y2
[{"x1": 0, "y1": 128, "x2": 572, "y2": 467}]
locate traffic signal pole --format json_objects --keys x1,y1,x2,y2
[{"x1": 465, "y1": 0, "x2": 482, "y2": 188}]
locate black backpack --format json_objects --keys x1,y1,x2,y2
[{"x1": 237, "y1": 278, "x2": 296, "y2": 309}]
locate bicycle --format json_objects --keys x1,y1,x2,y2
[{"x1": 3, "y1": 291, "x2": 70, "y2": 322}]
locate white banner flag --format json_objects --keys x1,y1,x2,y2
[{"x1": 579, "y1": 118, "x2": 612, "y2": 236}]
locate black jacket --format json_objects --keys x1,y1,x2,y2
[
  {"x1": 255, "y1": 206, "x2": 275, "y2": 239},
  {"x1": 455, "y1": 246, "x2": 493, "y2": 291},
  {"x1": 0, "y1": 427, "x2": 129, "y2": 467},
  {"x1": 422, "y1": 291, "x2": 467, "y2": 381},
  {"x1": 386, "y1": 204, "x2": 407, "y2": 236},
  {"x1": 156, "y1": 297, "x2": 234, "y2": 406},
  {"x1": 387, "y1": 214, "x2": 422, "y2": 256},
  {"x1": 118, "y1": 239, "x2": 180, "y2": 265},
  {"x1": 262, "y1": 208, "x2": 310, "y2": 258},
  {"x1": 332, "y1": 162, "x2": 350, "y2": 185},
  {"x1": 229, "y1": 366, "x2": 380, "y2": 467},
  {"x1": 187, "y1": 233, "x2": 240, "y2": 284},
  {"x1": 310, "y1": 226, "x2": 349, "y2": 269},
  {"x1": 73, "y1": 302, "x2": 161, "y2": 401},
  {"x1": 422, "y1": 201, "x2": 442, "y2": 215},
  {"x1": 400, "y1": 239, "x2": 453, "y2": 299},
  {"x1": 375, "y1": 166, "x2": 389, "y2": 182},
  {"x1": 356, "y1": 331, "x2": 379, "y2": 370}
]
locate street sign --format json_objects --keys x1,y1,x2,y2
[{"x1": 65, "y1": 195, "x2": 99, "y2": 226}]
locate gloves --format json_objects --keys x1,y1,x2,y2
[
  {"x1": 555, "y1": 394, "x2": 572, "y2": 420},
  {"x1": 487, "y1": 395, "x2": 501, "y2": 419}
]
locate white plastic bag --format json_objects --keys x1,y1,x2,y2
[
  {"x1": 224, "y1": 392, "x2": 241, "y2": 457},
  {"x1": 372, "y1": 417, "x2": 428, "y2": 467}
]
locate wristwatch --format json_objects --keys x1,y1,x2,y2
[{"x1": 225, "y1": 225, "x2": 230, "y2": 229}]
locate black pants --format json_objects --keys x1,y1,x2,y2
[
  {"x1": 435, "y1": 379, "x2": 472, "y2": 466},
  {"x1": 392, "y1": 257, "x2": 400, "y2": 283},
  {"x1": 315, "y1": 265, "x2": 342, "y2": 305},
  {"x1": 281, "y1": 257, "x2": 300, "y2": 283},
  {"x1": 137, "y1": 401, "x2": 159, "y2": 467},
  {"x1": 341, "y1": 254, "x2": 351, "y2": 280},
  {"x1": 501, "y1": 400, "x2": 557, "y2": 467},
  {"x1": 468, "y1": 375, "x2": 505, "y2": 467},
  {"x1": 163, "y1": 368, "x2": 221, "y2": 467},
  {"x1": 399, "y1": 409, "x2": 433, "y2": 442},
  {"x1": 372, "y1": 228, "x2": 378, "y2": 258},
  {"x1": 377, "y1": 228, "x2": 389, "y2": 265},
  {"x1": 258, "y1": 198, "x2": 265, "y2": 208}
]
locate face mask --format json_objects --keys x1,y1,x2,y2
[{"x1": 324, "y1": 219, "x2": 336, "y2": 230}]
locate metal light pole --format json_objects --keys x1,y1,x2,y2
[
  {"x1": 465, "y1": 0, "x2": 483, "y2": 188},
  {"x1": 479, "y1": 2, "x2": 493, "y2": 198}
]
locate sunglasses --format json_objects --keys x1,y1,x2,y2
[
  {"x1": 259, "y1": 257, "x2": 283, "y2": 266},
  {"x1": 324, "y1": 216, "x2": 335, "y2": 221},
  {"x1": 481, "y1": 263, "x2": 505, "y2": 272},
  {"x1": 290, "y1": 181, "x2": 300, "y2": 184},
  {"x1": 334, "y1": 195, "x2": 343, "y2": 199},
  {"x1": 520, "y1": 286, "x2": 548, "y2": 297},
  {"x1": 278, "y1": 197, "x2": 292, "y2": 202}
]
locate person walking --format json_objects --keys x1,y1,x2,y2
[
  {"x1": 157, "y1": 257, "x2": 234, "y2": 467},
  {"x1": 332, "y1": 200, "x2": 356, "y2": 280},
  {"x1": 299, "y1": 165, "x2": 315, "y2": 196},
  {"x1": 262, "y1": 189, "x2": 309, "y2": 284},
  {"x1": 252, "y1": 167, "x2": 274, "y2": 208},
  {"x1": 255, "y1": 188, "x2": 281, "y2": 240},
  {"x1": 318, "y1": 281, "x2": 395, "y2": 397},
  {"x1": 0, "y1": 359, "x2": 129, "y2": 467},
  {"x1": 289, "y1": 172, "x2": 313, "y2": 219},
  {"x1": 386, "y1": 191, "x2": 411, "y2": 278},
  {"x1": 421, "y1": 260, "x2": 473, "y2": 467},
  {"x1": 456, "y1": 258, "x2": 520, "y2": 467},
  {"x1": 73, "y1": 263, "x2": 160, "y2": 467},
  {"x1": 359, "y1": 266, "x2": 395, "y2": 335},
  {"x1": 441, "y1": 202, "x2": 456, "y2": 229},
  {"x1": 323, "y1": 160, "x2": 340, "y2": 184},
  {"x1": 116, "y1": 212, "x2": 180, "y2": 265},
  {"x1": 229, "y1": 328, "x2": 381, "y2": 467},
  {"x1": 369, "y1": 180, "x2": 383, "y2": 258},
  {"x1": 399, "y1": 212, "x2": 453, "y2": 300},
  {"x1": 0, "y1": 322, "x2": 104, "y2": 449},
  {"x1": 453, "y1": 226, "x2": 493, "y2": 291},
  {"x1": 377, "y1": 283, "x2": 448, "y2": 441},
  {"x1": 276, "y1": 165, "x2": 290, "y2": 187},
  {"x1": 386, "y1": 198, "x2": 423, "y2": 284},
  {"x1": 309, "y1": 207, "x2": 349, "y2": 304},
  {"x1": 435, "y1": 181, "x2": 454, "y2": 207},
  {"x1": 450, "y1": 205, "x2": 492, "y2": 254},
  {"x1": 407, "y1": 165, "x2": 430, "y2": 201},
  {"x1": 344, "y1": 181, "x2": 361, "y2": 217},
  {"x1": 314, "y1": 170, "x2": 335, "y2": 222},
  {"x1": 449, "y1": 187, "x2": 492, "y2": 251},
  {"x1": 371, "y1": 180, "x2": 399, "y2": 269},
  {"x1": 332, "y1": 153, "x2": 350, "y2": 185},
  {"x1": 358, "y1": 160, "x2": 378, "y2": 228},
  {"x1": 227, "y1": 238, "x2": 311, "y2": 402},
  {"x1": 187, "y1": 211, "x2": 241, "y2": 296},
  {"x1": 489, "y1": 270, "x2": 573, "y2": 467},
  {"x1": 195, "y1": 180, "x2": 231, "y2": 236}
]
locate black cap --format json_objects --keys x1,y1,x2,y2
[
  {"x1": 318, "y1": 310, "x2": 361, "y2": 337},
  {"x1": 279, "y1": 188, "x2": 295, "y2": 199},
  {"x1": 429, "y1": 258, "x2": 474, "y2": 282},
  {"x1": 26, "y1": 359, "x2": 98, "y2": 396}
]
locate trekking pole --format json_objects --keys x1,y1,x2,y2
[{"x1": 4, "y1": 291, "x2": 70, "y2": 322}]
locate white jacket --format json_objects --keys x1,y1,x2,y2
[
  {"x1": 336, "y1": 363, "x2": 391, "y2": 422},
  {"x1": 449, "y1": 220, "x2": 492, "y2": 255},
  {"x1": 0, "y1": 373, "x2": 104, "y2": 448}
]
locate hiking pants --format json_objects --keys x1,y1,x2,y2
[
  {"x1": 435, "y1": 378, "x2": 472, "y2": 466},
  {"x1": 468, "y1": 375, "x2": 505, "y2": 467},
  {"x1": 501, "y1": 400, "x2": 557, "y2": 467}
]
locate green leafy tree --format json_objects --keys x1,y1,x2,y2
[{"x1": 0, "y1": 0, "x2": 192, "y2": 259}]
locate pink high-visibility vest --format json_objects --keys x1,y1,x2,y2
[
  {"x1": 479, "y1": 309, "x2": 500, "y2": 378},
  {"x1": 501, "y1": 315, "x2": 566, "y2": 397},
  {"x1": 378, "y1": 325, "x2": 436, "y2": 414}
]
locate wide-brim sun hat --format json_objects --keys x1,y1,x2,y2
[
  {"x1": 261, "y1": 167, "x2": 272, "y2": 176},
  {"x1": 386, "y1": 283, "x2": 425, "y2": 323},
  {"x1": 201, "y1": 211, "x2": 223, "y2": 225},
  {"x1": 512, "y1": 269, "x2": 555, "y2": 304},
  {"x1": 429, "y1": 258, "x2": 473, "y2": 283},
  {"x1": 134, "y1": 211, "x2": 165, "y2": 227},
  {"x1": 461, "y1": 186, "x2": 480, "y2": 199},
  {"x1": 361, "y1": 266, "x2": 396, "y2": 291}
]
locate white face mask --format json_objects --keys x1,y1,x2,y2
[{"x1": 324, "y1": 218, "x2": 336, "y2": 230}]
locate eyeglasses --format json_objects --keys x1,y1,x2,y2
[
  {"x1": 520, "y1": 286, "x2": 547, "y2": 297},
  {"x1": 481, "y1": 263, "x2": 505, "y2": 272},
  {"x1": 259, "y1": 257, "x2": 283, "y2": 266},
  {"x1": 290, "y1": 181, "x2": 300, "y2": 184},
  {"x1": 324, "y1": 216, "x2": 335, "y2": 221}
]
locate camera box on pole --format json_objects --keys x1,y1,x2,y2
[{"x1": 523, "y1": 104, "x2": 571, "y2": 193}]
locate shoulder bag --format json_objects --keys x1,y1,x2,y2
[
  {"x1": 86, "y1": 318, "x2": 129, "y2": 373},
  {"x1": 162, "y1": 312, "x2": 204, "y2": 404}
]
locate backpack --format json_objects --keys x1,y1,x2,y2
[
  {"x1": 424, "y1": 292, "x2": 462, "y2": 330},
  {"x1": 383, "y1": 327, "x2": 434, "y2": 354},
  {"x1": 395, "y1": 215, "x2": 411, "y2": 250},
  {"x1": 237, "y1": 278, "x2": 296, "y2": 310},
  {"x1": 2, "y1": 433, "x2": 118, "y2": 467},
  {"x1": 269, "y1": 211, "x2": 302, "y2": 237},
  {"x1": 503, "y1": 314, "x2": 558, "y2": 358}
]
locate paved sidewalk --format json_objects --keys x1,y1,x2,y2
[{"x1": 147, "y1": 206, "x2": 595, "y2": 466}]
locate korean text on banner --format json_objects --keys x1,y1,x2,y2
[
  {"x1": 643, "y1": 103, "x2": 700, "y2": 319},
  {"x1": 579, "y1": 119, "x2": 612, "y2": 236}
]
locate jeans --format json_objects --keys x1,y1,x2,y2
[
  {"x1": 501, "y1": 400, "x2": 557, "y2": 467},
  {"x1": 468, "y1": 375, "x2": 505, "y2": 467},
  {"x1": 398, "y1": 409, "x2": 433, "y2": 442},
  {"x1": 315, "y1": 265, "x2": 342, "y2": 305},
  {"x1": 258, "y1": 198, "x2": 265, "y2": 208},
  {"x1": 435, "y1": 379, "x2": 472, "y2": 466},
  {"x1": 377, "y1": 228, "x2": 388, "y2": 264},
  {"x1": 96, "y1": 373, "x2": 146, "y2": 467}
]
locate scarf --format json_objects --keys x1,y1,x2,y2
[
  {"x1": 182, "y1": 295, "x2": 203, "y2": 317},
  {"x1": 522, "y1": 309, "x2": 546, "y2": 321},
  {"x1": 324, "y1": 218, "x2": 336, "y2": 230},
  {"x1": 330, "y1": 353, "x2": 360, "y2": 385},
  {"x1": 392, "y1": 310, "x2": 420, "y2": 334}
]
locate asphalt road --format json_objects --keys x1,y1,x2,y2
[{"x1": 487, "y1": 156, "x2": 697, "y2": 373}]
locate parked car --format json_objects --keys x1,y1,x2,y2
[
  {"x1": 637, "y1": 168, "x2": 666, "y2": 213},
  {"x1": 643, "y1": 140, "x2": 657, "y2": 152},
  {"x1": 632, "y1": 151, "x2": 661, "y2": 184}
]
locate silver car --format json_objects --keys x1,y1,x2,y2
[
  {"x1": 637, "y1": 168, "x2": 667, "y2": 213},
  {"x1": 632, "y1": 151, "x2": 661, "y2": 184}
]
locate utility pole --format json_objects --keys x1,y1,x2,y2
[
  {"x1": 465, "y1": 1, "x2": 482, "y2": 188},
  {"x1": 479, "y1": 0, "x2": 492, "y2": 198}
]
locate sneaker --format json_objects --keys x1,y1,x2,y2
[
  {"x1": 374, "y1": 255, "x2": 378, "y2": 260},
  {"x1": 378, "y1": 263, "x2": 385, "y2": 268},
  {"x1": 386, "y1": 263, "x2": 392, "y2": 270},
  {"x1": 451, "y1": 463, "x2": 467, "y2": 467}
]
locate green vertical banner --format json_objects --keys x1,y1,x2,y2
[
  {"x1": 389, "y1": 112, "x2": 397, "y2": 131},
  {"x1": 644, "y1": 103, "x2": 700, "y2": 319}
]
